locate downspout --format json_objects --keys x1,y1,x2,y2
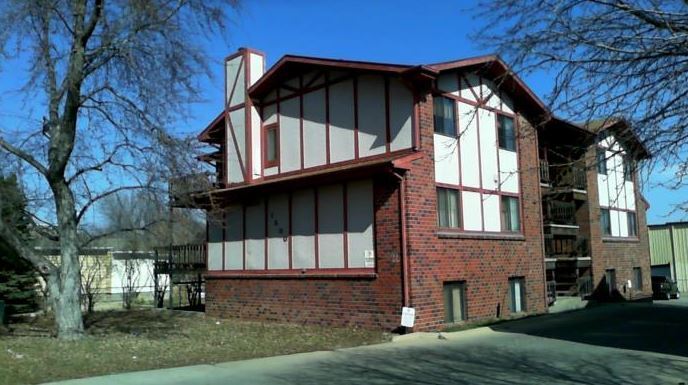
[{"x1": 392, "y1": 171, "x2": 411, "y2": 310}]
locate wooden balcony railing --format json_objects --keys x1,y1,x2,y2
[{"x1": 154, "y1": 244, "x2": 207, "y2": 274}]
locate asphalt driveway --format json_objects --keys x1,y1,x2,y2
[{"x1": 47, "y1": 300, "x2": 688, "y2": 385}]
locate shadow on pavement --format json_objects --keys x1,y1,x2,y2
[
  {"x1": 491, "y1": 301, "x2": 688, "y2": 357},
  {"x1": 269, "y1": 340, "x2": 686, "y2": 385}
]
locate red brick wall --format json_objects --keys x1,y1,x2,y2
[
  {"x1": 403, "y1": 95, "x2": 547, "y2": 332},
  {"x1": 583, "y1": 148, "x2": 653, "y2": 300},
  {"x1": 205, "y1": 176, "x2": 404, "y2": 330}
]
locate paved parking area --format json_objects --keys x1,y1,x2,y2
[{"x1": 49, "y1": 300, "x2": 688, "y2": 385}]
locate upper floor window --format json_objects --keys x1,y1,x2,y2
[
  {"x1": 434, "y1": 96, "x2": 456, "y2": 136},
  {"x1": 498, "y1": 115, "x2": 516, "y2": 151},
  {"x1": 627, "y1": 211, "x2": 637, "y2": 237},
  {"x1": 596, "y1": 148, "x2": 607, "y2": 175},
  {"x1": 501, "y1": 196, "x2": 520, "y2": 232},
  {"x1": 437, "y1": 187, "x2": 461, "y2": 228},
  {"x1": 600, "y1": 208, "x2": 611, "y2": 236},
  {"x1": 264, "y1": 123, "x2": 279, "y2": 168},
  {"x1": 623, "y1": 156, "x2": 633, "y2": 182}
]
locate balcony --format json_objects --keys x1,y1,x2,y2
[
  {"x1": 169, "y1": 172, "x2": 218, "y2": 207},
  {"x1": 540, "y1": 159, "x2": 551, "y2": 184},
  {"x1": 154, "y1": 244, "x2": 207, "y2": 274},
  {"x1": 543, "y1": 200, "x2": 577, "y2": 226},
  {"x1": 545, "y1": 237, "x2": 589, "y2": 259}
]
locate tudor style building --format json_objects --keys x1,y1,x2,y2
[{"x1": 183, "y1": 48, "x2": 651, "y2": 331}]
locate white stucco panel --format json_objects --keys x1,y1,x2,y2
[
  {"x1": 458, "y1": 102, "x2": 480, "y2": 188},
  {"x1": 499, "y1": 149, "x2": 519, "y2": 193},
  {"x1": 434, "y1": 134, "x2": 460, "y2": 186},
  {"x1": 482, "y1": 193, "x2": 501, "y2": 232},
  {"x1": 462, "y1": 191, "x2": 483, "y2": 231}
]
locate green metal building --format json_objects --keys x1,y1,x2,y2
[{"x1": 649, "y1": 222, "x2": 688, "y2": 292}]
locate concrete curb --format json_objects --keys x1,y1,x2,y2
[{"x1": 392, "y1": 326, "x2": 495, "y2": 343}]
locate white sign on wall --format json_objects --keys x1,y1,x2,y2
[{"x1": 401, "y1": 307, "x2": 415, "y2": 328}]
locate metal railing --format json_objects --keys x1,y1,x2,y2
[
  {"x1": 544, "y1": 237, "x2": 589, "y2": 258},
  {"x1": 549, "y1": 165, "x2": 587, "y2": 191},
  {"x1": 540, "y1": 159, "x2": 550, "y2": 184},
  {"x1": 577, "y1": 275, "x2": 593, "y2": 297},
  {"x1": 543, "y1": 200, "x2": 577, "y2": 225}
]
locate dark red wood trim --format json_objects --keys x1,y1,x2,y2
[
  {"x1": 288, "y1": 192, "x2": 293, "y2": 270},
  {"x1": 475, "y1": 99, "x2": 485, "y2": 231},
  {"x1": 245, "y1": 50, "x2": 253, "y2": 183},
  {"x1": 264, "y1": 197, "x2": 268, "y2": 270},
  {"x1": 256, "y1": 74, "x2": 354, "y2": 107},
  {"x1": 205, "y1": 268, "x2": 376, "y2": 280},
  {"x1": 314, "y1": 187, "x2": 320, "y2": 269},
  {"x1": 384, "y1": 77, "x2": 391, "y2": 153},
  {"x1": 227, "y1": 57, "x2": 244, "y2": 108},
  {"x1": 325, "y1": 72, "x2": 331, "y2": 165},
  {"x1": 343, "y1": 182, "x2": 349, "y2": 269},
  {"x1": 222, "y1": 210, "x2": 226, "y2": 270},
  {"x1": 353, "y1": 76, "x2": 360, "y2": 159},
  {"x1": 439, "y1": 91, "x2": 516, "y2": 118},
  {"x1": 299, "y1": 75, "x2": 305, "y2": 170},
  {"x1": 435, "y1": 182, "x2": 519, "y2": 197},
  {"x1": 227, "y1": 104, "x2": 246, "y2": 113},
  {"x1": 262, "y1": 123, "x2": 279, "y2": 168},
  {"x1": 242, "y1": 205, "x2": 246, "y2": 270},
  {"x1": 227, "y1": 112, "x2": 247, "y2": 179}
]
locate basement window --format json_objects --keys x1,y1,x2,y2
[
  {"x1": 443, "y1": 281, "x2": 467, "y2": 323},
  {"x1": 508, "y1": 277, "x2": 526, "y2": 313},
  {"x1": 633, "y1": 267, "x2": 643, "y2": 290}
]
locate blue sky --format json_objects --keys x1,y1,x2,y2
[{"x1": 0, "y1": 0, "x2": 683, "y2": 224}]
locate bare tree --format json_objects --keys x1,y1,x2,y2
[
  {"x1": 119, "y1": 257, "x2": 145, "y2": 310},
  {"x1": 474, "y1": 0, "x2": 686, "y2": 201},
  {"x1": 79, "y1": 254, "x2": 106, "y2": 314},
  {"x1": 0, "y1": 0, "x2": 236, "y2": 339}
]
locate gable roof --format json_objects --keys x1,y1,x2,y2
[
  {"x1": 582, "y1": 118, "x2": 650, "y2": 160},
  {"x1": 247, "y1": 53, "x2": 551, "y2": 121}
]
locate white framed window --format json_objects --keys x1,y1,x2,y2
[{"x1": 437, "y1": 187, "x2": 461, "y2": 228}]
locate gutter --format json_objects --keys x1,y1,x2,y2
[{"x1": 392, "y1": 171, "x2": 411, "y2": 310}]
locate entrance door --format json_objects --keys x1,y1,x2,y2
[{"x1": 605, "y1": 269, "x2": 616, "y2": 297}]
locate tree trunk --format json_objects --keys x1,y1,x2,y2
[{"x1": 51, "y1": 182, "x2": 85, "y2": 339}]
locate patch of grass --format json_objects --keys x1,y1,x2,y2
[{"x1": 0, "y1": 309, "x2": 390, "y2": 385}]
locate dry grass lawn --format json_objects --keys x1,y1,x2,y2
[{"x1": 0, "y1": 309, "x2": 390, "y2": 385}]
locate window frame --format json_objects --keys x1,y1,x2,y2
[
  {"x1": 433, "y1": 96, "x2": 457, "y2": 137},
  {"x1": 627, "y1": 211, "x2": 638, "y2": 237},
  {"x1": 633, "y1": 267, "x2": 643, "y2": 290},
  {"x1": 596, "y1": 148, "x2": 608, "y2": 175},
  {"x1": 443, "y1": 281, "x2": 467, "y2": 323},
  {"x1": 501, "y1": 195, "x2": 521, "y2": 232},
  {"x1": 623, "y1": 155, "x2": 633, "y2": 182},
  {"x1": 436, "y1": 187, "x2": 462, "y2": 229},
  {"x1": 600, "y1": 208, "x2": 612, "y2": 236},
  {"x1": 263, "y1": 123, "x2": 280, "y2": 168},
  {"x1": 497, "y1": 114, "x2": 516, "y2": 152},
  {"x1": 508, "y1": 277, "x2": 526, "y2": 313}
]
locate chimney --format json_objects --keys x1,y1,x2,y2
[{"x1": 224, "y1": 48, "x2": 266, "y2": 184}]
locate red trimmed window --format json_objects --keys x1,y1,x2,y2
[{"x1": 263, "y1": 123, "x2": 279, "y2": 168}]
